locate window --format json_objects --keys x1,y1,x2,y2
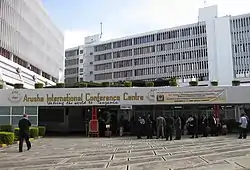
[
  {"x1": 80, "y1": 50, "x2": 84, "y2": 54},
  {"x1": 80, "y1": 59, "x2": 83, "y2": 63},
  {"x1": 90, "y1": 62, "x2": 93, "y2": 65},
  {"x1": 80, "y1": 68, "x2": 83, "y2": 72},
  {"x1": 90, "y1": 52, "x2": 93, "y2": 55}
]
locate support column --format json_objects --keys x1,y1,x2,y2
[
  {"x1": 89, "y1": 106, "x2": 99, "y2": 137},
  {"x1": 213, "y1": 105, "x2": 220, "y2": 118}
]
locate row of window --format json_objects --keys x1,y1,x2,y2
[
  {"x1": 0, "y1": 47, "x2": 57, "y2": 81},
  {"x1": 113, "y1": 39, "x2": 133, "y2": 48},
  {"x1": 231, "y1": 17, "x2": 250, "y2": 29},
  {"x1": 65, "y1": 59, "x2": 79, "y2": 66},
  {"x1": 65, "y1": 49, "x2": 84, "y2": 57},
  {"x1": 232, "y1": 31, "x2": 250, "y2": 41},
  {"x1": 233, "y1": 43, "x2": 250, "y2": 53},
  {"x1": 134, "y1": 46, "x2": 155, "y2": 55},
  {"x1": 94, "y1": 53, "x2": 112, "y2": 61},
  {"x1": 113, "y1": 49, "x2": 133, "y2": 58},
  {"x1": 156, "y1": 37, "x2": 207, "y2": 52},
  {"x1": 157, "y1": 25, "x2": 206, "y2": 41},
  {"x1": 65, "y1": 68, "x2": 78, "y2": 75},
  {"x1": 94, "y1": 25, "x2": 206, "y2": 52},
  {"x1": 94, "y1": 49, "x2": 208, "y2": 71},
  {"x1": 94, "y1": 62, "x2": 208, "y2": 80}
]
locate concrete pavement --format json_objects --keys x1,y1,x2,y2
[{"x1": 1, "y1": 135, "x2": 250, "y2": 170}]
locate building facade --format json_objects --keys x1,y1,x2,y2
[
  {"x1": 65, "y1": 5, "x2": 250, "y2": 86},
  {"x1": 0, "y1": 0, "x2": 64, "y2": 89}
]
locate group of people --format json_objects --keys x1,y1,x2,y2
[{"x1": 133, "y1": 114, "x2": 230, "y2": 140}]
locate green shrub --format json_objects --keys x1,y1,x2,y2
[
  {"x1": 35, "y1": 83, "x2": 44, "y2": 89},
  {"x1": 29, "y1": 127, "x2": 39, "y2": 138},
  {"x1": 78, "y1": 82, "x2": 88, "y2": 87},
  {"x1": 14, "y1": 83, "x2": 23, "y2": 89},
  {"x1": 124, "y1": 81, "x2": 132, "y2": 87},
  {"x1": 56, "y1": 83, "x2": 65, "y2": 88},
  {"x1": 38, "y1": 126, "x2": 46, "y2": 137},
  {"x1": 0, "y1": 83, "x2": 3, "y2": 89},
  {"x1": 0, "y1": 132, "x2": 14, "y2": 145},
  {"x1": 102, "y1": 82, "x2": 110, "y2": 87},
  {"x1": 232, "y1": 80, "x2": 240, "y2": 86},
  {"x1": 14, "y1": 128, "x2": 19, "y2": 140},
  {"x1": 210, "y1": 81, "x2": 218, "y2": 86},
  {"x1": 0, "y1": 125, "x2": 13, "y2": 132},
  {"x1": 189, "y1": 81, "x2": 198, "y2": 86},
  {"x1": 145, "y1": 81, "x2": 154, "y2": 87}
]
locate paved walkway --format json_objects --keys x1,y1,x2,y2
[{"x1": 1, "y1": 135, "x2": 250, "y2": 170}]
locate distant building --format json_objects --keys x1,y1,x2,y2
[
  {"x1": 65, "y1": 5, "x2": 250, "y2": 86},
  {"x1": 0, "y1": 0, "x2": 64, "y2": 89}
]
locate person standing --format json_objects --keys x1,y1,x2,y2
[
  {"x1": 18, "y1": 114, "x2": 31, "y2": 152},
  {"x1": 119, "y1": 116, "x2": 125, "y2": 137},
  {"x1": 174, "y1": 116, "x2": 182, "y2": 140},
  {"x1": 146, "y1": 114, "x2": 153, "y2": 139},
  {"x1": 156, "y1": 116, "x2": 166, "y2": 139},
  {"x1": 202, "y1": 114, "x2": 209, "y2": 137},
  {"x1": 165, "y1": 115, "x2": 174, "y2": 141},
  {"x1": 137, "y1": 117, "x2": 145, "y2": 139},
  {"x1": 238, "y1": 113, "x2": 248, "y2": 139}
]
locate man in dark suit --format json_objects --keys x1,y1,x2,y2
[{"x1": 18, "y1": 114, "x2": 31, "y2": 152}]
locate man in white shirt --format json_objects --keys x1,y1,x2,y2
[{"x1": 239, "y1": 114, "x2": 248, "y2": 139}]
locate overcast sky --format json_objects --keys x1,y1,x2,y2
[{"x1": 42, "y1": 0, "x2": 250, "y2": 49}]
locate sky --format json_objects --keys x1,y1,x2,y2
[{"x1": 42, "y1": 0, "x2": 250, "y2": 49}]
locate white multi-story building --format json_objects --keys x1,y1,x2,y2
[
  {"x1": 0, "y1": 0, "x2": 64, "y2": 89},
  {"x1": 65, "y1": 5, "x2": 250, "y2": 86}
]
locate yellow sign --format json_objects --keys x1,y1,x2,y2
[{"x1": 156, "y1": 90, "x2": 226, "y2": 103}]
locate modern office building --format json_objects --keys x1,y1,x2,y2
[
  {"x1": 65, "y1": 5, "x2": 250, "y2": 86},
  {"x1": 0, "y1": 0, "x2": 64, "y2": 89},
  {"x1": 65, "y1": 35, "x2": 100, "y2": 85}
]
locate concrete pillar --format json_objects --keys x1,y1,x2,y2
[{"x1": 10, "y1": 53, "x2": 13, "y2": 61}]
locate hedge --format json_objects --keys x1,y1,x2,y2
[
  {"x1": 0, "y1": 125, "x2": 13, "y2": 132},
  {"x1": 56, "y1": 83, "x2": 65, "y2": 88},
  {"x1": 124, "y1": 81, "x2": 132, "y2": 87},
  {"x1": 0, "y1": 132, "x2": 14, "y2": 145},
  {"x1": 38, "y1": 126, "x2": 46, "y2": 137},
  {"x1": 189, "y1": 81, "x2": 198, "y2": 86},
  {"x1": 145, "y1": 81, "x2": 154, "y2": 87},
  {"x1": 14, "y1": 127, "x2": 40, "y2": 139},
  {"x1": 0, "y1": 84, "x2": 3, "y2": 89},
  {"x1": 29, "y1": 127, "x2": 39, "y2": 138},
  {"x1": 35, "y1": 83, "x2": 44, "y2": 89},
  {"x1": 169, "y1": 79, "x2": 177, "y2": 86},
  {"x1": 101, "y1": 82, "x2": 110, "y2": 87}
]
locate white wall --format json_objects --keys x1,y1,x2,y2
[
  {"x1": 199, "y1": 5, "x2": 218, "y2": 82},
  {"x1": 214, "y1": 16, "x2": 234, "y2": 85}
]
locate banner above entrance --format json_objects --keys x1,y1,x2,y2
[{"x1": 0, "y1": 86, "x2": 249, "y2": 106}]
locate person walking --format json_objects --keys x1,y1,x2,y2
[
  {"x1": 18, "y1": 114, "x2": 31, "y2": 152},
  {"x1": 238, "y1": 113, "x2": 248, "y2": 139},
  {"x1": 137, "y1": 117, "x2": 145, "y2": 139},
  {"x1": 156, "y1": 116, "x2": 166, "y2": 139}
]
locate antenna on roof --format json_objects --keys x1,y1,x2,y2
[{"x1": 100, "y1": 22, "x2": 103, "y2": 39}]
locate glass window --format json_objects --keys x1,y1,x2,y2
[
  {"x1": 0, "y1": 107, "x2": 10, "y2": 115},
  {"x1": 0, "y1": 116, "x2": 10, "y2": 124},
  {"x1": 12, "y1": 116, "x2": 38, "y2": 126},
  {"x1": 12, "y1": 107, "x2": 24, "y2": 115},
  {"x1": 25, "y1": 106, "x2": 38, "y2": 116}
]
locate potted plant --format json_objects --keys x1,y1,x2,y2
[
  {"x1": 232, "y1": 80, "x2": 240, "y2": 86},
  {"x1": 169, "y1": 78, "x2": 177, "y2": 86},
  {"x1": 14, "y1": 83, "x2": 23, "y2": 89},
  {"x1": 210, "y1": 81, "x2": 218, "y2": 86},
  {"x1": 189, "y1": 81, "x2": 198, "y2": 86},
  {"x1": 124, "y1": 81, "x2": 132, "y2": 87},
  {"x1": 34, "y1": 83, "x2": 44, "y2": 89}
]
